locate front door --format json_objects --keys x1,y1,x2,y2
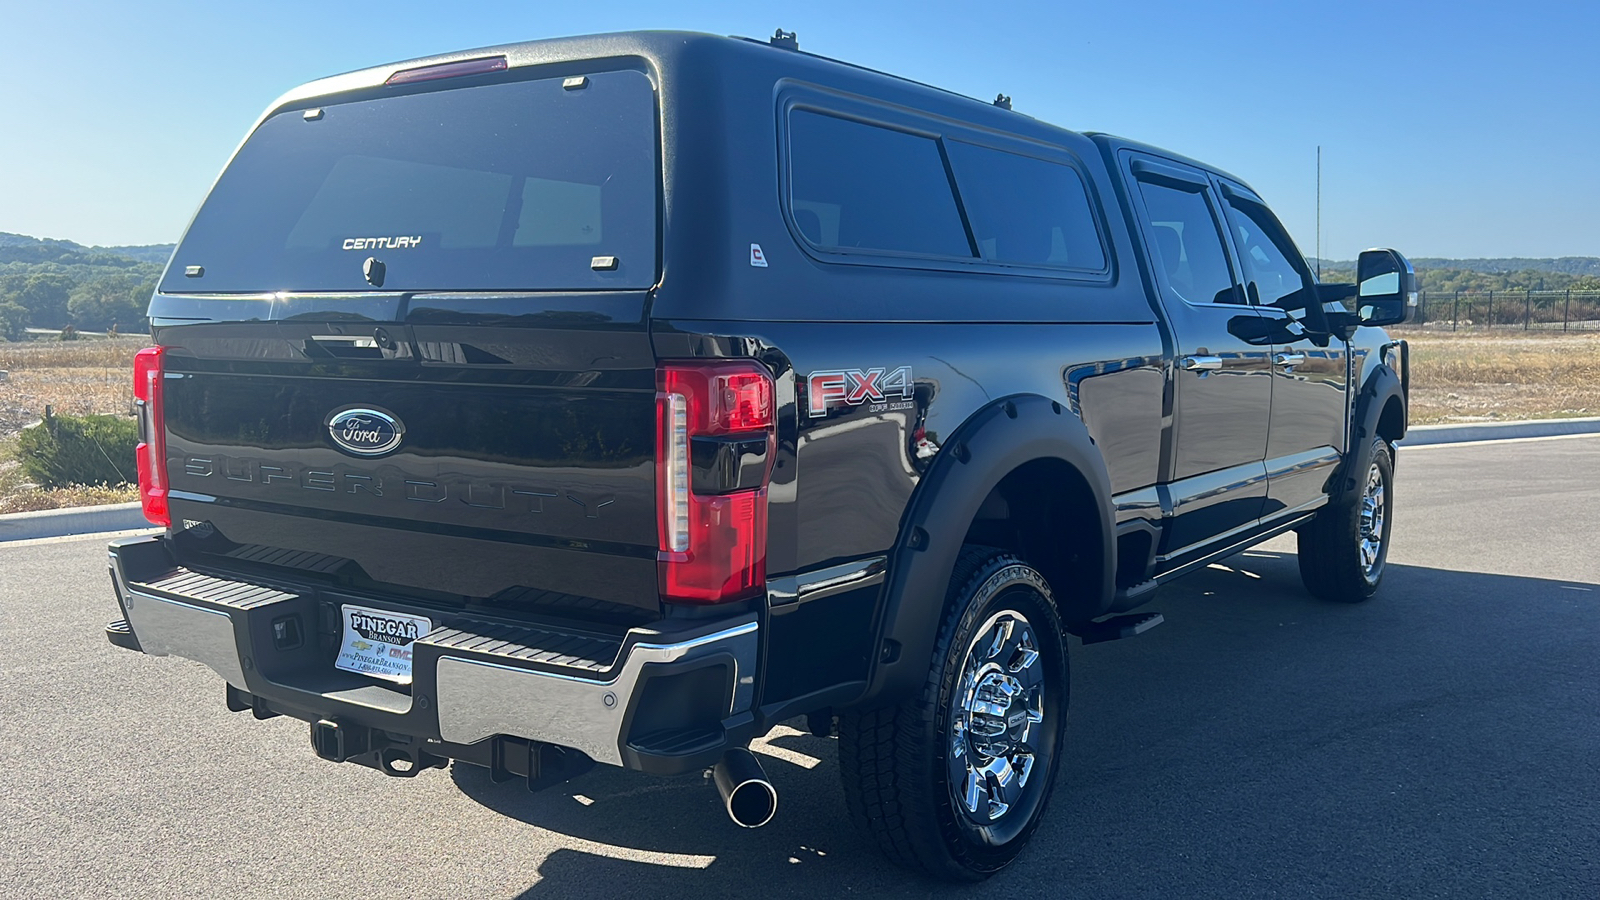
[
  {"x1": 1123, "y1": 154, "x2": 1273, "y2": 563},
  {"x1": 1216, "y1": 182, "x2": 1348, "y2": 519}
]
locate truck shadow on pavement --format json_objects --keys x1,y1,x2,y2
[{"x1": 452, "y1": 550, "x2": 1599, "y2": 899}]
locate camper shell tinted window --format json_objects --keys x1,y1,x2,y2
[
  {"x1": 785, "y1": 102, "x2": 1109, "y2": 279},
  {"x1": 946, "y1": 141, "x2": 1106, "y2": 271},
  {"x1": 788, "y1": 110, "x2": 973, "y2": 258},
  {"x1": 162, "y1": 69, "x2": 658, "y2": 294}
]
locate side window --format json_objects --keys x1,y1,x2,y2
[
  {"x1": 1221, "y1": 196, "x2": 1313, "y2": 309},
  {"x1": 788, "y1": 110, "x2": 973, "y2": 258},
  {"x1": 1135, "y1": 180, "x2": 1240, "y2": 305},
  {"x1": 944, "y1": 142, "x2": 1106, "y2": 270}
]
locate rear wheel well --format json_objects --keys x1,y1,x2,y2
[{"x1": 961, "y1": 458, "x2": 1104, "y2": 625}]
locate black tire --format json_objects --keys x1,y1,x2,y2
[
  {"x1": 837, "y1": 547, "x2": 1068, "y2": 881},
  {"x1": 1297, "y1": 438, "x2": 1395, "y2": 603}
]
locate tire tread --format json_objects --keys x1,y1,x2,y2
[{"x1": 1298, "y1": 439, "x2": 1393, "y2": 603}]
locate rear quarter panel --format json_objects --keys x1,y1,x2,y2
[{"x1": 646, "y1": 38, "x2": 1171, "y2": 711}]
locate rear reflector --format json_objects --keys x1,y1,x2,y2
[
  {"x1": 656, "y1": 361, "x2": 776, "y2": 604},
  {"x1": 132, "y1": 347, "x2": 169, "y2": 528},
  {"x1": 385, "y1": 56, "x2": 508, "y2": 86}
]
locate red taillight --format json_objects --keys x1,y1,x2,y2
[
  {"x1": 715, "y1": 371, "x2": 774, "y2": 433},
  {"x1": 132, "y1": 347, "x2": 169, "y2": 528},
  {"x1": 656, "y1": 361, "x2": 776, "y2": 604}
]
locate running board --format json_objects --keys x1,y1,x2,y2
[{"x1": 1068, "y1": 612, "x2": 1164, "y2": 645}]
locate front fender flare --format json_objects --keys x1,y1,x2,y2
[
  {"x1": 1335, "y1": 362, "x2": 1405, "y2": 502},
  {"x1": 858, "y1": 395, "x2": 1114, "y2": 706}
]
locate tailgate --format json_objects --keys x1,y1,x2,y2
[{"x1": 159, "y1": 312, "x2": 660, "y2": 622}]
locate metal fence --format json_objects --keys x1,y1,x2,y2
[{"x1": 1412, "y1": 290, "x2": 1600, "y2": 331}]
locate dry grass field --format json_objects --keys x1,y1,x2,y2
[
  {"x1": 1398, "y1": 329, "x2": 1600, "y2": 424},
  {"x1": 0, "y1": 339, "x2": 145, "y2": 435},
  {"x1": 0, "y1": 330, "x2": 1595, "y2": 513},
  {"x1": 0, "y1": 337, "x2": 145, "y2": 513}
]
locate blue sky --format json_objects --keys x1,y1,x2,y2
[{"x1": 1, "y1": 0, "x2": 1595, "y2": 259}]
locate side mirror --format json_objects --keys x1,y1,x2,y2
[{"x1": 1355, "y1": 248, "x2": 1417, "y2": 326}]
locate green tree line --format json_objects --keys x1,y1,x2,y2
[
  {"x1": 0, "y1": 268, "x2": 160, "y2": 340},
  {"x1": 1317, "y1": 268, "x2": 1600, "y2": 294},
  {"x1": 0, "y1": 233, "x2": 169, "y2": 340},
  {"x1": 1423, "y1": 270, "x2": 1600, "y2": 293}
]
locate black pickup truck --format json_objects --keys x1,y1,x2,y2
[{"x1": 105, "y1": 30, "x2": 1415, "y2": 881}]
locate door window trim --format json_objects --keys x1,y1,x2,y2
[
  {"x1": 1215, "y1": 178, "x2": 1329, "y2": 330},
  {"x1": 1125, "y1": 153, "x2": 1247, "y2": 310}
]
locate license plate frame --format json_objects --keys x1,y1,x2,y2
[{"x1": 333, "y1": 603, "x2": 433, "y2": 684}]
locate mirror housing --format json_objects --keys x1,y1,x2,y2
[{"x1": 1355, "y1": 249, "x2": 1417, "y2": 326}]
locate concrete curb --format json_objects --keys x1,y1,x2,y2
[
  {"x1": 1401, "y1": 416, "x2": 1600, "y2": 446},
  {"x1": 3, "y1": 417, "x2": 1597, "y2": 543},
  {"x1": 0, "y1": 502, "x2": 149, "y2": 543}
]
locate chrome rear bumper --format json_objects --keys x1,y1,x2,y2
[{"x1": 108, "y1": 535, "x2": 757, "y2": 772}]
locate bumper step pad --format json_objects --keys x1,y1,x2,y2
[
  {"x1": 137, "y1": 566, "x2": 300, "y2": 610},
  {"x1": 420, "y1": 624, "x2": 622, "y2": 675}
]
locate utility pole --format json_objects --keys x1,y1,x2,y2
[{"x1": 1316, "y1": 146, "x2": 1322, "y2": 281}]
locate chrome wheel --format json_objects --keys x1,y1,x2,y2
[
  {"x1": 841, "y1": 550, "x2": 1065, "y2": 880},
  {"x1": 947, "y1": 609, "x2": 1046, "y2": 825},
  {"x1": 1358, "y1": 461, "x2": 1386, "y2": 577}
]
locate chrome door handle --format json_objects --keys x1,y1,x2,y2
[
  {"x1": 1273, "y1": 352, "x2": 1306, "y2": 367},
  {"x1": 1180, "y1": 355, "x2": 1223, "y2": 371}
]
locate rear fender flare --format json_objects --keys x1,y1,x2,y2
[{"x1": 859, "y1": 394, "x2": 1115, "y2": 705}]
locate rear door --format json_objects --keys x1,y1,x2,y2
[{"x1": 1122, "y1": 154, "x2": 1272, "y2": 561}]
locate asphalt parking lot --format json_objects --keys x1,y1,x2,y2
[{"x1": 3, "y1": 435, "x2": 1597, "y2": 899}]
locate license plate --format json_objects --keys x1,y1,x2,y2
[{"x1": 334, "y1": 604, "x2": 433, "y2": 684}]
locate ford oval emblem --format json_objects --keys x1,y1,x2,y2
[{"x1": 327, "y1": 407, "x2": 404, "y2": 457}]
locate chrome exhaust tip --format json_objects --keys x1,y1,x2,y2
[{"x1": 713, "y1": 747, "x2": 777, "y2": 828}]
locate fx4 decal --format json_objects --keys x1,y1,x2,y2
[{"x1": 807, "y1": 366, "x2": 914, "y2": 417}]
